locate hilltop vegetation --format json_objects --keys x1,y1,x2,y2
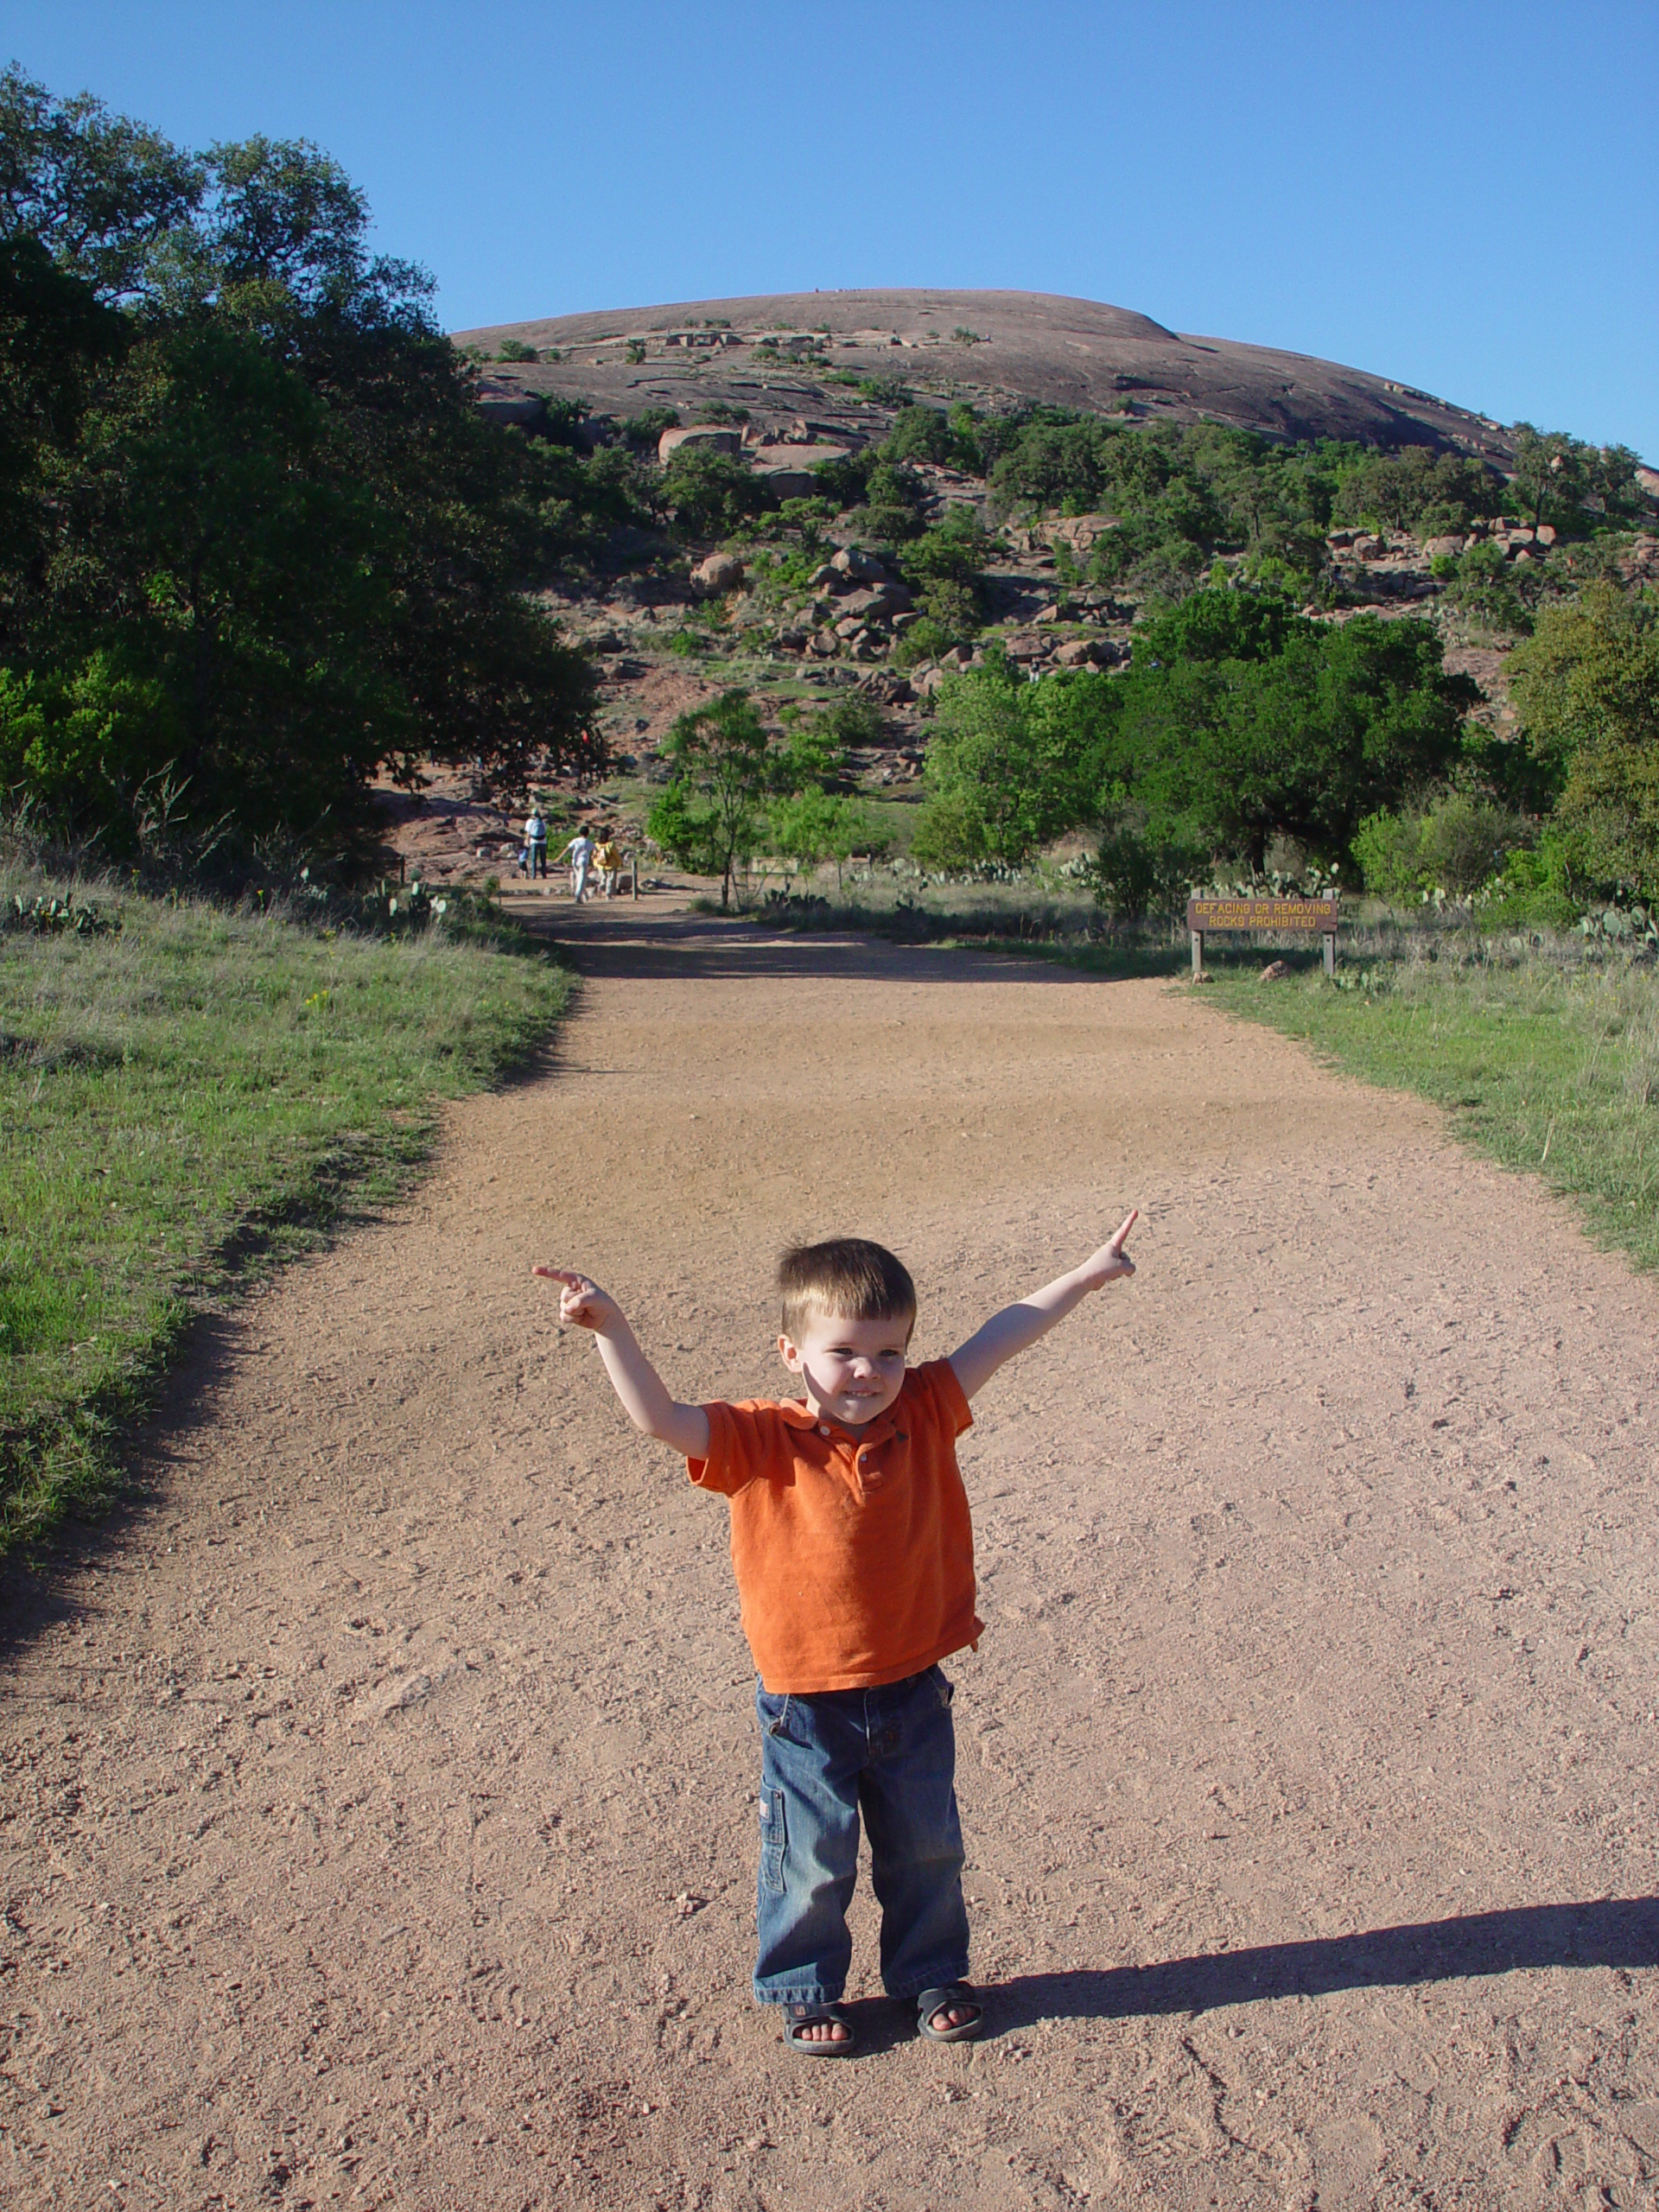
[
  {"x1": 2, "y1": 65, "x2": 1654, "y2": 926},
  {"x1": 554, "y1": 385, "x2": 1654, "y2": 926}
]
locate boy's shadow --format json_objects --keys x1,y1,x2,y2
[{"x1": 840, "y1": 1898, "x2": 1659, "y2": 2053}]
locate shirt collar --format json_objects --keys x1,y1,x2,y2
[{"x1": 777, "y1": 1386, "x2": 909, "y2": 1447}]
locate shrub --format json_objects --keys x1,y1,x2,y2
[
  {"x1": 1353, "y1": 792, "x2": 1533, "y2": 902},
  {"x1": 858, "y1": 374, "x2": 912, "y2": 407},
  {"x1": 1443, "y1": 540, "x2": 1535, "y2": 635},
  {"x1": 849, "y1": 461, "x2": 928, "y2": 543},
  {"x1": 660, "y1": 448, "x2": 769, "y2": 536},
  {"x1": 1352, "y1": 808, "x2": 1427, "y2": 902},
  {"x1": 884, "y1": 405, "x2": 955, "y2": 465},
  {"x1": 1092, "y1": 823, "x2": 1195, "y2": 919},
  {"x1": 620, "y1": 406, "x2": 680, "y2": 449}
]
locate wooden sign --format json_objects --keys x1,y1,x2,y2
[
  {"x1": 1186, "y1": 894, "x2": 1340, "y2": 976},
  {"x1": 1186, "y1": 897, "x2": 1339, "y2": 933}
]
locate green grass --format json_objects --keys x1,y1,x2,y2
[
  {"x1": 1201, "y1": 946, "x2": 1659, "y2": 1272},
  {"x1": 1, "y1": 867, "x2": 571, "y2": 1552}
]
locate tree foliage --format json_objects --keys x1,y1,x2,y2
[
  {"x1": 912, "y1": 654, "x2": 1101, "y2": 868},
  {"x1": 1331, "y1": 445, "x2": 1503, "y2": 536},
  {"x1": 0, "y1": 65, "x2": 608, "y2": 865},
  {"x1": 1509, "y1": 584, "x2": 1659, "y2": 897},
  {"x1": 645, "y1": 690, "x2": 786, "y2": 907},
  {"x1": 912, "y1": 589, "x2": 1480, "y2": 887}
]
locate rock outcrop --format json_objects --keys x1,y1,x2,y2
[{"x1": 455, "y1": 289, "x2": 1522, "y2": 462}]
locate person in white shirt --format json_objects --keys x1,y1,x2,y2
[{"x1": 557, "y1": 830, "x2": 597, "y2": 901}]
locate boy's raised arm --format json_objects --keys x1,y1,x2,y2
[
  {"x1": 533, "y1": 1268, "x2": 711, "y2": 1460},
  {"x1": 947, "y1": 1211, "x2": 1137, "y2": 1404}
]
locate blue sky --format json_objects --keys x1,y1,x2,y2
[{"x1": 8, "y1": 0, "x2": 1656, "y2": 457}]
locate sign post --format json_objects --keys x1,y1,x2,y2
[{"x1": 1186, "y1": 893, "x2": 1340, "y2": 977}]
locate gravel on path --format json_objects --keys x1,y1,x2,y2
[{"x1": 4, "y1": 891, "x2": 1657, "y2": 2210}]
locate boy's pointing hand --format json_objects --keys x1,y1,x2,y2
[
  {"x1": 532, "y1": 1265, "x2": 620, "y2": 1332},
  {"x1": 1084, "y1": 1210, "x2": 1138, "y2": 1287}
]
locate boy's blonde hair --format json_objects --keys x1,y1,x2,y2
[{"x1": 778, "y1": 1239, "x2": 916, "y2": 1344}]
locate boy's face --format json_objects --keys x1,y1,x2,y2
[{"x1": 779, "y1": 1310, "x2": 912, "y2": 1428}]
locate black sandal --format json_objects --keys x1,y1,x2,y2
[
  {"x1": 916, "y1": 1982, "x2": 983, "y2": 2043},
  {"x1": 784, "y1": 2001, "x2": 857, "y2": 2057}
]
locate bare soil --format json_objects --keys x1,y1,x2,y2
[{"x1": 5, "y1": 890, "x2": 1658, "y2": 2210}]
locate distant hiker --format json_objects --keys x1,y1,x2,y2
[
  {"x1": 524, "y1": 806, "x2": 548, "y2": 879},
  {"x1": 533, "y1": 1216, "x2": 1138, "y2": 2057},
  {"x1": 595, "y1": 836, "x2": 622, "y2": 898},
  {"x1": 557, "y1": 829, "x2": 596, "y2": 901}
]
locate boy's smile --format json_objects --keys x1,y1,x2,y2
[{"x1": 779, "y1": 1312, "x2": 912, "y2": 1428}]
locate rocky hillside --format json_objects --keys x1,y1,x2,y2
[
  {"x1": 453, "y1": 288, "x2": 1516, "y2": 461},
  {"x1": 366, "y1": 292, "x2": 1652, "y2": 891}
]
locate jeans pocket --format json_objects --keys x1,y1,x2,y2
[
  {"x1": 934, "y1": 1667, "x2": 955, "y2": 1709},
  {"x1": 759, "y1": 1787, "x2": 786, "y2": 1894},
  {"x1": 758, "y1": 1689, "x2": 794, "y2": 1740}
]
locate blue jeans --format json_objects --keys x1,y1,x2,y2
[{"x1": 753, "y1": 1665, "x2": 970, "y2": 2006}]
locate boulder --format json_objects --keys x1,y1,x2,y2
[
  {"x1": 1001, "y1": 632, "x2": 1047, "y2": 662},
  {"x1": 690, "y1": 552, "x2": 745, "y2": 597},
  {"x1": 1053, "y1": 637, "x2": 1102, "y2": 667},
  {"x1": 1423, "y1": 535, "x2": 1466, "y2": 561},
  {"x1": 753, "y1": 442, "x2": 848, "y2": 469},
  {"x1": 831, "y1": 588, "x2": 882, "y2": 620},
  {"x1": 1535, "y1": 524, "x2": 1557, "y2": 546},
  {"x1": 833, "y1": 614, "x2": 864, "y2": 639},
  {"x1": 1046, "y1": 514, "x2": 1119, "y2": 554},
  {"x1": 831, "y1": 547, "x2": 891, "y2": 582},
  {"x1": 876, "y1": 677, "x2": 917, "y2": 705},
  {"x1": 755, "y1": 468, "x2": 817, "y2": 501},
  {"x1": 658, "y1": 425, "x2": 741, "y2": 462},
  {"x1": 837, "y1": 583, "x2": 912, "y2": 622},
  {"x1": 478, "y1": 395, "x2": 548, "y2": 428}
]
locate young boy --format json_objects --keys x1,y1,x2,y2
[{"x1": 534, "y1": 1215, "x2": 1136, "y2": 2056}]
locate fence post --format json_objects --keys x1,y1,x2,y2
[{"x1": 1192, "y1": 928, "x2": 1205, "y2": 978}]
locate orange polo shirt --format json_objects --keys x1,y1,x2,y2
[{"x1": 687, "y1": 1359, "x2": 982, "y2": 1694}]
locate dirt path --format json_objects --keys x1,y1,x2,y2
[{"x1": 5, "y1": 893, "x2": 1659, "y2": 2211}]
